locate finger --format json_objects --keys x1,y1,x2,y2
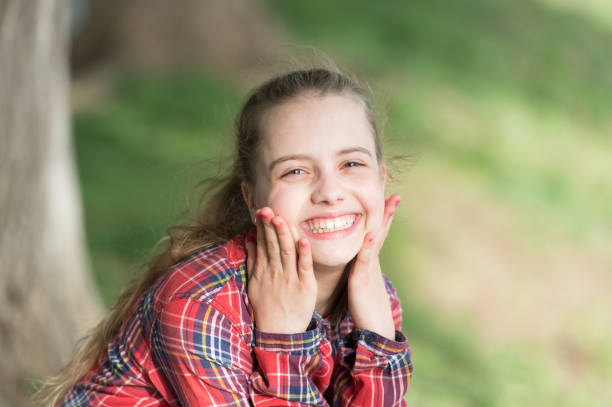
[
  {"x1": 354, "y1": 232, "x2": 376, "y2": 274},
  {"x1": 260, "y1": 207, "x2": 282, "y2": 271},
  {"x1": 377, "y1": 194, "x2": 400, "y2": 251},
  {"x1": 246, "y1": 241, "x2": 257, "y2": 279},
  {"x1": 255, "y1": 210, "x2": 268, "y2": 268},
  {"x1": 382, "y1": 194, "x2": 400, "y2": 230},
  {"x1": 297, "y1": 238, "x2": 314, "y2": 283},
  {"x1": 271, "y1": 215, "x2": 297, "y2": 276}
]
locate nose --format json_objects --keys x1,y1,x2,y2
[{"x1": 311, "y1": 170, "x2": 345, "y2": 205}]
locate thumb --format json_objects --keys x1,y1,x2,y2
[
  {"x1": 246, "y1": 241, "x2": 257, "y2": 280},
  {"x1": 351, "y1": 232, "x2": 376, "y2": 279}
]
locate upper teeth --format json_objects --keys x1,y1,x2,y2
[{"x1": 307, "y1": 215, "x2": 356, "y2": 233}]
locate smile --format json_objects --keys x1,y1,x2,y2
[
  {"x1": 301, "y1": 213, "x2": 361, "y2": 239},
  {"x1": 306, "y1": 215, "x2": 356, "y2": 233}
]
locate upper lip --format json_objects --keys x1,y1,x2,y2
[{"x1": 303, "y1": 212, "x2": 360, "y2": 222}]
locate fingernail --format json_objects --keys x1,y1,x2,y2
[
  {"x1": 299, "y1": 239, "x2": 308, "y2": 248},
  {"x1": 272, "y1": 217, "x2": 282, "y2": 227}
]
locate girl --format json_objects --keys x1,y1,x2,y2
[{"x1": 39, "y1": 68, "x2": 413, "y2": 406}]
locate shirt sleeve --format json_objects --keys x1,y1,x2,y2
[
  {"x1": 153, "y1": 298, "x2": 334, "y2": 406},
  {"x1": 251, "y1": 314, "x2": 334, "y2": 405},
  {"x1": 327, "y1": 278, "x2": 413, "y2": 407}
]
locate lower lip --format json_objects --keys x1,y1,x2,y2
[{"x1": 300, "y1": 215, "x2": 361, "y2": 240}]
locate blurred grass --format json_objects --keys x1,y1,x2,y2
[
  {"x1": 381, "y1": 223, "x2": 611, "y2": 406},
  {"x1": 265, "y1": 0, "x2": 612, "y2": 120},
  {"x1": 74, "y1": 0, "x2": 612, "y2": 405},
  {"x1": 265, "y1": 0, "x2": 612, "y2": 241},
  {"x1": 75, "y1": 73, "x2": 242, "y2": 302}
]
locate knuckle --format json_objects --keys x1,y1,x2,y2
[{"x1": 267, "y1": 259, "x2": 277, "y2": 270}]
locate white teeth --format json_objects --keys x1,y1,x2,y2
[{"x1": 306, "y1": 215, "x2": 356, "y2": 234}]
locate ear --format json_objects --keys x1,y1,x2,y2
[{"x1": 241, "y1": 182, "x2": 256, "y2": 224}]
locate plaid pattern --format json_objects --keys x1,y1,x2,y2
[{"x1": 60, "y1": 234, "x2": 412, "y2": 406}]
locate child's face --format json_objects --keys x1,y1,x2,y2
[{"x1": 246, "y1": 93, "x2": 387, "y2": 269}]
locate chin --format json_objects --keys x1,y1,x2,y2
[{"x1": 311, "y1": 247, "x2": 359, "y2": 270}]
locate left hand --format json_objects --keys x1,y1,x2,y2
[{"x1": 347, "y1": 194, "x2": 400, "y2": 340}]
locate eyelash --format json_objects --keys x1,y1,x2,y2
[
  {"x1": 343, "y1": 161, "x2": 365, "y2": 168},
  {"x1": 281, "y1": 161, "x2": 365, "y2": 178},
  {"x1": 282, "y1": 168, "x2": 306, "y2": 177}
]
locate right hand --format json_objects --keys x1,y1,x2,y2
[{"x1": 245, "y1": 207, "x2": 317, "y2": 334}]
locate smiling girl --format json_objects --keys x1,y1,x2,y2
[{"x1": 39, "y1": 68, "x2": 413, "y2": 406}]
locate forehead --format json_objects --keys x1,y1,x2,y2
[{"x1": 259, "y1": 93, "x2": 377, "y2": 162}]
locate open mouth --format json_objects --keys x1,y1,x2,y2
[{"x1": 301, "y1": 213, "x2": 361, "y2": 238}]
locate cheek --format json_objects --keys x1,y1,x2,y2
[
  {"x1": 364, "y1": 187, "x2": 386, "y2": 227},
  {"x1": 266, "y1": 194, "x2": 305, "y2": 241},
  {"x1": 372, "y1": 199, "x2": 386, "y2": 225},
  {"x1": 264, "y1": 188, "x2": 304, "y2": 222}
]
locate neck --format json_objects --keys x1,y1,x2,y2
[{"x1": 313, "y1": 263, "x2": 347, "y2": 317}]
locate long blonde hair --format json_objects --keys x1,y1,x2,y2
[{"x1": 35, "y1": 68, "x2": 384, "y2": 406}]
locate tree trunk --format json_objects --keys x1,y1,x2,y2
[
  {"x1": 70, "y1": 0, "x2": 284, "y2": 75},
  {"x1": 0, "y1": 1, "x2": 103, "y2": 405}
]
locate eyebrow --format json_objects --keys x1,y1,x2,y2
[{"x1": 268, "y1": 146, "x2": 373, "y2": 172}]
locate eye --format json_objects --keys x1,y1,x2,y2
[
  {"x1": 343, "y1": 161, "x2": 365, "y2": 168},
  {"x1": 281, "y1": 168, "x2": 306, "y2": 177}
]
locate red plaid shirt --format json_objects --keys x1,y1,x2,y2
[{"x1": 60, "y1": 234, "x2": 412, "y2": 406}]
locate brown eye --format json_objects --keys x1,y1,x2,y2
[
  {"x1": 282, "y1": 168, "x2": 305, "y2": 177},
  {"x1": 344, "y1": 161, "x2": 364, "y2": 168}
]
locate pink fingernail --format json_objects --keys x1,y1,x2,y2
[{"x1": 272, "y1": 217, "x2": 282, "y2": 227}]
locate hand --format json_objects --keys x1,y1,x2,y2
[
  {"x1": 347, "y1": 194, "x2": 401, "y2": 340},
  {"x1": 245, "y1": 207, "x2": 317, "y2": 334}
]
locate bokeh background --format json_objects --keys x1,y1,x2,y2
[{"x1": 70, "y1": 0, "x2": 612, "y2": 405}]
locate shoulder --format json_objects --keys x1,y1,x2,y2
[
  {"x1": 153, "y1": 234, "x2": 248, "y2": 307},
  {"x1": 147, "y1": 235, "x2": 253, "y2": 370}
]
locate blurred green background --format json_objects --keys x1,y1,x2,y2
[{"x1": 71, "y1": 0, "x2": 612, "y2": 405}]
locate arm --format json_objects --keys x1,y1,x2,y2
[
  {"x1": 330, "y1": 194, "x2": 412, "y2": 406},
  {"x1": 250, "y1": 314, "x2": 334, "y2": 405},
  {"x1": 154, "y1": 297, "x2": 334, "y2": 406},
  {"x1": 329, "y1": 279, "x2": 412, "y2": 407},
  {"x1": 246, "y1": 208, "x2": 337, "y2": 404}
]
